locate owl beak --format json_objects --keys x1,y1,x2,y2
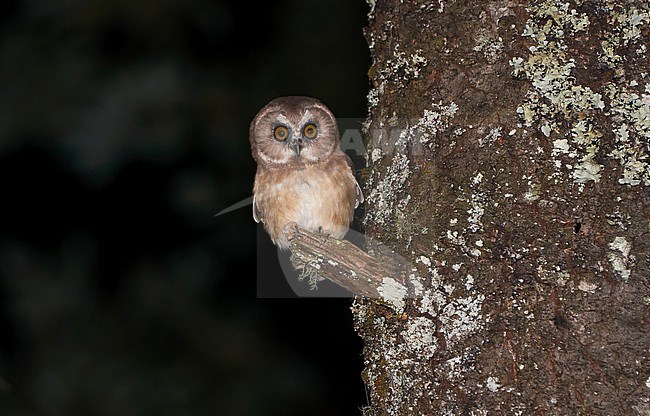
[{"x1": 290, "y1": 137, "x2": 303, "y2": 158}]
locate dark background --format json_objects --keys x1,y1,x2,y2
[{"x1": 0, "y1": 0, "x2": 371, "y2": 414}]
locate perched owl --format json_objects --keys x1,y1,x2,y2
[{"x1": 250, "y1": 96, "x2": 363, "y2": 250}]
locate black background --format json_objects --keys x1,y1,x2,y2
[{"x1": 0, "y1": 1, "x2": 371, "y2": 414}]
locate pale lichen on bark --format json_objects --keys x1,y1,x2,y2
[
  {"x1": 512, "y1": 0, "x2": 649, "y2": 188},
  {"x1": 355, "y1": 0, "x2": 649, "y2": 414}
]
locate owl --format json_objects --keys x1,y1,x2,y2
[{"x1": 250, "y1": 96, "x2": 363, "y2": 250}]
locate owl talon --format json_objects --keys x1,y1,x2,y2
[
  {"x1": 284, "y1": 221, "x2": 300, "y2": 239},
  {"x1": 316, "y1": 227, "x2": 330, "y2": 244}
]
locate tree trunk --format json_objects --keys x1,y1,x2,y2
[{"x1": 354, "y1": 0, "x2": 650, "y2": 414}]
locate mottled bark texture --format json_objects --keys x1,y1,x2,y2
[{"x1": 355, "y1": 0, "x2": 649, "y2": 414}]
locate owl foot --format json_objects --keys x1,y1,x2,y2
[
  {"x1": 283, "y1": 221, "x2": 301, "y2": 239},
  {"x1": 315, "y1": 226, "x2": 331, "y2": 245}
]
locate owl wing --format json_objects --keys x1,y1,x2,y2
[
  {"x1": 354, "y1": 177, "x2": 364, "y2": 208},
  {"x1": 253, "y1": 194, "x2": 262, "y2": 223},
  {"x1": 345, "y1": 154, "x2": 364, "y2": 208}
]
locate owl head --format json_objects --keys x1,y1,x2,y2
[{"x1": 250, "y1": 96, "x2": 341, "y2": 168}]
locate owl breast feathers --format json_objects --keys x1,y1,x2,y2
[{"x1": 250, "y1": 96, "x2": 363, "y2": 250}]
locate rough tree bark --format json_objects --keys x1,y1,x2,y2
[{"x1": 349, "y1": 0, "x2": 650, "y2": 414}]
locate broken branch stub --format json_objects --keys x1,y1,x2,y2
[{"x1": 287, "y1": 227, "x2": 408, "y2": 305}]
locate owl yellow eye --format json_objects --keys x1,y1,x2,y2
[
  {"x1": 273, "y1": 125, "x2": 288, "y2": 142},
  {"x1": 303, "y1": 123, "x2": 318, "y2": 139}
]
